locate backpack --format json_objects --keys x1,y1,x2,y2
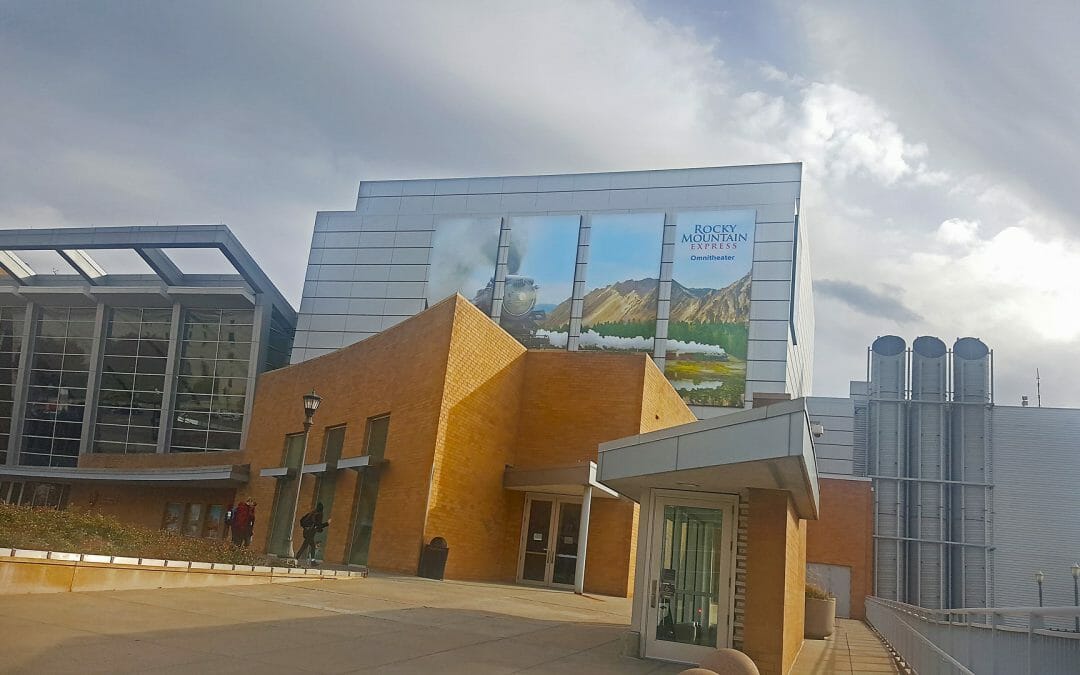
[{"x1": 300, "y1": 511, "x2": 316, "y2": 529}]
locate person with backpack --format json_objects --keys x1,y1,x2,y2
[
  {"x1": 296, "y1": 502, "x2": 331, "y2": 566},
  {"x1": 230, "y1": 499, "x2": 251, "y2": 546}
]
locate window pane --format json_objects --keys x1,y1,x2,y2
[
  {"x1": 214, "y1": 360, "x2": 248, "y2": 379},
  {"x1": 140, "y1": 322, "x2": 170, "y2": 340},
  {"x1": 61, "y1": 352, "x2": 90, "y2": 372},
  {"x1": 136, "y1": 356, "x2": 167, "y2": 375},
  {"x1": 103, "y1": 355, "x2": 136, "y2": 374},
  {"x1": 177, "y1": 376, "x2": 214, "y2": 395},
  {"x1": 207, "y1": 431, "x2": 242, "y2": 450},
  {"x1": 179, "y1": 358, "x2": 214, "y2": 377},
  {"x1": 105, "y1": 338, "x2": 140, "y2": 356},
  {"x1": 181, "y1": 341, "x2": 218, "y2": 360},
  {"x1": 213, "y1": 377, "x2": 246, "y2": 397},
  {"x1": 216, "y1": 342, "x2": 251, "y2": 361},
  {"x1": 208, "y1": 413, "x2": 243, "y2": 433}
]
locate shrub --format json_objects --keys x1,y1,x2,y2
[
  {"x1": 805, "y1": 583, "x2": 833, "y2": 600},
  {"x1": 0, "y1": 503, "x2": 267, "y2": 565}
]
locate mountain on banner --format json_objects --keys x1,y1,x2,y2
[{"x1": 540, "y1": 272, "x2": 751, "y2": 329}]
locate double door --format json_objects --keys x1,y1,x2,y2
[{"x1": 517, "y1": 494, "x2": 582, "y2": 588}]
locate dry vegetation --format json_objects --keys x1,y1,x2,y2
[{"x1": 0, "y1": 503, "x2": 267, "y2": 565}]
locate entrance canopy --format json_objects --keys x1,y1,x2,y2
[
  {"x1": 503, "y1": 461, "x2": 619, "y2": 499},
  {"x1": 596, "y1": 399, "x2": 820, "y2": 519}
]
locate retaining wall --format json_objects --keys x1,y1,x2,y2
[{"x1": 0, "y1": 547, "x2": 365, "y2": 595}]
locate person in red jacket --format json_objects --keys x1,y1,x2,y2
[{"x1": 231, "y1": 498, "x2": 254, "y2": 546}]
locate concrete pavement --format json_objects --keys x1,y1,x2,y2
[
  {"x1": 0, "y1": 573, "x2": 686, "y2": 674},
  {"x1": 792, "y1": 619, "x2": 901, "y2": 674}
]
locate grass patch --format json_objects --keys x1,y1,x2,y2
[{"x1": 0, "y1": 503, "x2": 267, "y2": 565}]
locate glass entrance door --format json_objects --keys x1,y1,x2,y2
[
  {"x1": 644, "y1": 492, "x2": 736, "y2": 664},
  {"x1": 517, "y1": 494, "x2": 582, "y2": 587}
]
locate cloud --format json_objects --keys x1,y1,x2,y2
[
  {"x1": 815, "y1": 279, "x2": 922, "y2": 323},
  {"x1": 0, "y1": 1, "x2": 1077, "y2": 404},
  {"x1": 936, "y1": 218, "x2": 980, "y2": 246}
]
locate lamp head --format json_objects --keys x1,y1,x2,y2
[
  {"x1": 1072, "y1": 563, "x2": 1080, "y2": 580},
  {"x1": 1036, "y1": 570, "x2": 1045, "y2": 584},
  {"x1": 302, "y1": 389, "x2": 322, "y2": 420}
]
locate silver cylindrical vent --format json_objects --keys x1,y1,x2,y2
[{"x1": 909, "y1": 336, "x2": 948, "y2": 608}]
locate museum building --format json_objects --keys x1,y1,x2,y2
[{"x1": 0, "y1": 166, "x2": 878, "y2": 673}]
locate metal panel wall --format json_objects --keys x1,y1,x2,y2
[
  {"x1": 294, "y1": 165, "x2": 810, "y2": 410},
  {"x1": 991, "y1": 405, "x2": 1080, "y2": 623}
]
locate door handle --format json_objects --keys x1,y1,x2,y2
[{"x1": 651, "y1": 579, "x2": 658, "y2": 608}]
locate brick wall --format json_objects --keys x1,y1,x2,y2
[
  {"x1": 782, "y1": 497, "x2": 807, "y2": 674},
  {"x1": 78, "y1": 450, "x2": 246, "y2": 469},
  {"x1": 805, "y1": 477, "x2": 873, "y2": 619},
  {"x1": 67, "y1": 484, "x2": 236, "y2": 533},
  {"x1": 241, "y1": 295, "x2": 459, "y2": 570},
  {"x1": 743, "y1": 488, "x2": 806, "y2": 675},
  {"x1": 639, "y1": 356, "x2": 697, "y2": 433},
  {"x1": 423, "y1": 297, "x2": 526, "y2": 582}
]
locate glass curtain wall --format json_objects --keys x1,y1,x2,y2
[
  {"x1": 347, "y1": 415, "x2": 389, "y2": 566},
  {"x1": 0, "y1": 306, "x2": 24, "y2": 463},
  {"x1": 267, "y1": 433, "x2": 305, "y2": 556},
  {"x1": 171, "y1": 309, "x2": 253, "y2": 452},
  {"x1": 94, "y1": 308, "x2": 171, "y2": 454},
  {"x1": 21, "y1": 307, "x2": 96, "y2": 467}
]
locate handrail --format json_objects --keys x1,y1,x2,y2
[{"x1": 866, "y1": 596, "x2": 1080, "y2": 675}]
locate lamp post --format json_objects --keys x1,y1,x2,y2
[
  {"x1": 284, "y1": 390, "x2": 322, "y2": 559},
  {"x1": 1072, "y1": 563, "x2": 1080, "y2": 632},
  {"x1": 1036, "y1": 570, "x2": 1045, "y2": 607}
]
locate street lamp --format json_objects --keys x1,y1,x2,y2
[
  {"x1": 1036, "y1": 570, "x2": 1045, "y2": 607},
  {"x1": 1072, "y1": 563, "x2": 1080, "y2": 632},
  {"x1": 284, "y1": 390, "x2": 322, "y2": 559}
]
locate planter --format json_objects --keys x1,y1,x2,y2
[{"x1": 805, "y1": 597, "x2": 836, "y2": 639}]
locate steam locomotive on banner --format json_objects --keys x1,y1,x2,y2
[{"x1": 471, "y1": 275, "x2": 550, "y2": 348}]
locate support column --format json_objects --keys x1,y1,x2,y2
[
  {"x1": 77, "y1": 302, "x2": 107, "y2": 455},
  {"x1": 156, "y1": 302, "x2": 183, "y2": 454},
  {"x1": 574, "y1": 484, "x2": 593, "y2": 594},
  {"x1": 6, "y1": 301, "x2": 36, "y2": 464}
]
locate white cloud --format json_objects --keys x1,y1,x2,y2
[{"x1": 936, "y1": 218, "x2": 980, "y2": 246}]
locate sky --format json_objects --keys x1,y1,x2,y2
[{"x1": 1, "y1": 1, "x2": 1078, "y2": 405}]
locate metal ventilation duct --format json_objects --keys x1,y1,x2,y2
[
  {"x1": 951, "y1": 337, "x2": 992, "y2": 607},
  {"x1": 869, "y1": 335, "x2": 907, "y2": 601},
  {"x1": 909, "y1": 336, "x2": 948, "y2": 608}
]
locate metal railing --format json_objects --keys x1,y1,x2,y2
[{"x1": 866, "y1": 597, "x2": 1080, "y2": 674}]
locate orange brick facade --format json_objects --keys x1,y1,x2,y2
[
  {"x1": 228, "y1": 295, "x2": 695, "y2": 596},
  {"x1": 742, "y1": 488, "x2": 807, "y2": 675},
  {"x1": 805, "y1": 477, "x2": 874, "y2": 620}
]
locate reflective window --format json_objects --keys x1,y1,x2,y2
[
  {"x1": 347, "y1": 416, "x2": 389, "y2": 566},
  {"x1": 92, "y1": 308, "x2": 172, "y2": 455},
  {"x1": 170, "y1": 308, "x2": 253, "y2": 453},
  {"x1": 21, "y1": 307, "x2": 97, "y2": 467},
  {"x1": 0, "y1": 306, "x2": 25, "y2": 464}
]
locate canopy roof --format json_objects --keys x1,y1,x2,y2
[{"x1": 597, "y1": 399, "x2": 820, "y2": 519}]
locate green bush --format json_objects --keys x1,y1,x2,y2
[{"x1": 0, "y1": 503, "x2": 267, "y2": 565}]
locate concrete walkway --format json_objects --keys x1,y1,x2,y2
[
  {"x1": 0, "y1": 573, "x2": 686, "y2": 674},
  {"x1": 792, "y1": 619, "x2": 900, "y2": 674}
]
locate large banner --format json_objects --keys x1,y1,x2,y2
[
  {"x1": 666, "y1": 209, "x2": 756, "y2": 407},
  {"x1": 572, "y1": 213, "x2": 664, "y2": 352},
  {"x1": 501, "y1": 215, "x2": 580, "y2": 349},
  {"x1": 425, "y1": 217, "x2": 501, "y2": 313}
]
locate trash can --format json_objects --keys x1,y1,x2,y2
[{"x1": 418, "y1": 537, "x2": 449, "y2": 580}]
